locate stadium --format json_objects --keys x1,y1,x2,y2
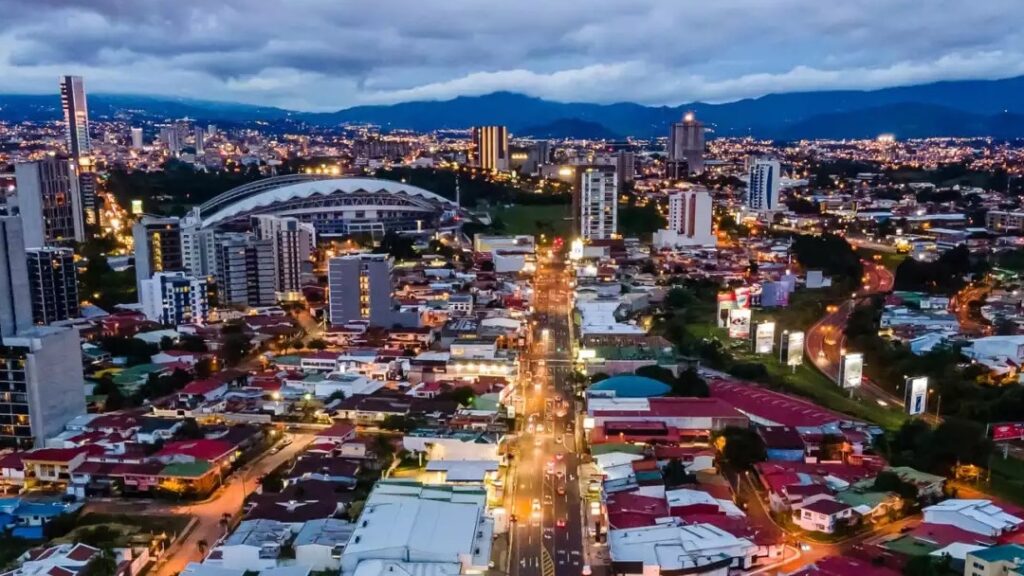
[{"x1": 196, "y1": 174, "x2": 459, "y2": 237}]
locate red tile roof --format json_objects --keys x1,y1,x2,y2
[
  {"x1": 0, "y1": 451, "x2": 24, "y2": 469},
  {"x1": 591, "y1": 397, "x2": 746, "y2": 419},
  {"x1": 22, "y1": 447, "x2": 91, "y2": 463},
  {"x1": 156, "y1": 439, "x2": 234, "y2": 461},
  {"x1": 180, "y1": 378, "x2": 226, "y2": 396},
  {"x1": 710, "y1": 377, "x2": 854, "y2": 427},
  {"x1": 789, "y1": 556, "x2": 900, "y2": 576},
  {"x1": 800, "y1": 498, "x2": 852, "y2": 515},
  {"x1": 65, "y1": 544, "x2": 100, "y2": 562},
  {"x1": 317, "y1": 422, "x2": 356, "y2": 441}
]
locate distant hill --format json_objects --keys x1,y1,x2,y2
[
  {"x1": 4, "y1": 75, "x2": 1024, "y2": 139},
  {"x1": 519, "y1": 118, "x2": 620, "y2": 140}
]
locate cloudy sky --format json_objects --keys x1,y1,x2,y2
[{"x1": 2, "y1": 0, "x2": 1023, "y2": 111}]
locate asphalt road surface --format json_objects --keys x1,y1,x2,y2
[{"x1": 508, "y1": 255, "x2": 587, "y2": 576}]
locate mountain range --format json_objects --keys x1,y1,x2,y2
[{"x1": 3, "y1": 76, "x2": 1024, "y2": 139}]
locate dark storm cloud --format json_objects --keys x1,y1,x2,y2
[{"x1": 2, "y1": 0, "x2": 1024, "y2": 110}]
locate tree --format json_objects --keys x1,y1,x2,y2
[
  {"x1": 160, "y1": 336, "x2": 175, "y2": 351},
  {"x1": 717, "y1": 427, "x2": 766, "y2": 470},
  {"x1": 260, "y1": 473, "x2": 284, "y2": 493},
  {"x1": 672, "y1": 368, "x2": 709, "y2": 397},
  {"x1": 790, "y1": 233, "x2": 863, "y2": 289},
  {"x1": 308, "y1": 338, "x2": 328, "y2": 350},
  {"x1": 634, "y1": 365, "x2": 675, "y2": 386},
  {"x1": 662, "y1": 458, "x2": 695, "y2": 487},
  {"x1": 437, "y1": 385, "x2": 476, "y2": 406},
  {"x1": 194, "y1": 357, "x2": 214, "y2": 379},
  {"x1": 663, "y1": 287, "x2": 695, "y2": 311},
  {"x1": 176, "y1": 335, "x2": 209, "y2": 352},
  {"x1": 381, "y1": 415, "x2": 422, "y2": 433},
  {"x1": 873, "y1": 470, "x2": 919, "y2": 502},
  {"x1": 374, "y1": 231, "x2": 417, "y2": 261},
  {"x1": 347, "y1": 500, "x2": 366, "y2": 521},
  {"x1": 198, "y1": 539, "x2": 210, "y2": 556},
  {"x1": 220, "y1": 333, "x2": 252, "y2": 367},
  {"x1": 902, "y1": 554, "x2": 946, "y2": 576},
  {"x1": 93, "y1": 377, "x2": 130, "y2": 411},
  {"x1": 81, "y1": 549, "x2": 118, "y2": 576}
]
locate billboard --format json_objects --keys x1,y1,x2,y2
[
  {"x1": 992, "y1": 423, "x2": 1024, "y2": 442},
  {"x1": 904, "y1": 377, "x2": 928, "y2": 416},
  {"x1": 838, "y1": 352, "x2": 863, "y2": 389},
  {"x1": 752, "y1": 321, "x2": 775, "y2": 354},
  {"x1": 728, "y1": 308, "x2": 751, "y2": 339},
  {"x1": 717, "y1": 292, "x2": 736, "y2": 328},
  {"x1": 734, "y1": 287, "x2": 751, "y2": 309},
  {"x1": 780, "y1": 330, "x2": 804, "y2": 367}
]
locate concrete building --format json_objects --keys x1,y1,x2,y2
[
  {"x1": 139, "y1": 272, "x2": 210, "y2": 326},
  {"x1": 215, "y1": 233, "x2": 276, "y2": 307},
  {"x1": 26, "y1": 247, "x2": 79, "y2": 325},
  {"x1": 654, "y1": 188, "x2": 715, "y2": 248},
  {"x1": 327, "y1": 254, "x2": 417, "y2": 327},
  {"x1": 181, "y1": 222, "x2": 218, "y2": 278},
  {"x1": 13, "y1": 159, "x2": 85, "y2": 247},
  {"x1": 668, "y1": 112, "x2": 705, "y2": 175},
  {"x1": 131, "y1": 127, "x2": 144, "y2": 150},
  {"x1": 340, "y1": 480, "x2": 493, "y2": 576},
  {"x1": 133, "y1": 215, "x2": 184, "y2": 293},
  {"x1": 252, "y1": 215, "x2": 315, "y2": 300},
  {"x1": 617, "y1": 151, "x2": 636, "y2": 184},
  {"x1": 294, "y1": 518, "x2": 356, "y2": 571},
  {"x1": 59, "y1": 75, "x2": 90, "y2": 160},
  {"x1": 608, "y1": 521, "x2": 755, "y2": 576},
  {"x1": 159, "y1": 127, "x2": 183, "y2": 156},
  {"x1": 472, "y1": 126, "x2": 509, "y2": 172},
  {"x1": 747, "y1": 158, "x2": 781, "y2": 213},
  {"x1": 964, "y1": 544, "x2": 1024, "y2": 576},
  {"x1": 0, "y1": 217, "x2": 33, "y2": 337},
  {"x1": 0, "y1": 326, "x2": 87, "y2": 448},
  {"x1": 923, "y1": 500, "x2": 1023, "y2": 537},
  {"x1": 986, "y1": 210, "x2": 1024, "y2": 233},
  {"x1": 576, "y1": 165, "x2": 618, "y2": 241}
]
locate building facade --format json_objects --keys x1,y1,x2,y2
[
  {"x1": 328, "y1": 254, "x2": 418, "y2": 328},
  {"x1": 576, "y1": 166, "x2": 618, "y2": 241},
  {"x1": 654, "y1": 189, "x2": 716, "y2": 248},
  {"x1": 747, "y1": 158, "x2": 781, "y2": 213},
  {"x1": 668, "y1": 113, "x2": 705, "y2": 175},
  {"x1": 26, "y1": 247, "x2": 79, "y2": 325},
  {"x1": 59, "y1": 76, "x2": 90, "y2": 160},
  {"x1": 472, "y1": 126, "x2": 509, "y2": 172},
  {"x1": 215, "y1": 233, "x2": 276, "y2": 308},
  {"x1": 13, "y1": 159, "x2": 86, "y2": 247},
  {"x1": 133, "y1": 215, "x2": 184, "y2": 293},
  {"x1": 139, "y1": 272, "x2": 210, "y2": 326},
  {"x1": 252, "y1": 214, "x2": 315, "y2": 300}
]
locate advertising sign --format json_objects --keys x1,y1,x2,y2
[
  {"x1": 992, "y1": 422, "x2": 1024, "y2": 442},
  {"x1": 838, "y1": 352, "x2": 863, "y2": 389},
  {"x1": 717, "y1": 292, "x2": 736, "y2": 329},
  {"x1": 734, "y1": 287, "x2": 751, "y2": 309},
  {"x1": 728, "y1": 308, "x2": 751, "y2": 339},
  {"x1": 780, "y1": 331, "x2": 804, "y2": 367},
  {"x1": 905, "y1": 377, "x2": 929, "y2": 416},
  {"x1": 752, "y1": 321, "x2": 775, "y2": 354}
]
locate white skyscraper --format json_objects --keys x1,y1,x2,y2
[
  {"x1": 747, "y1": 158, "x2": 781, "y2": 213},
  {"x1": 576, "y1": 166, "x2": 618, "y2": 241},
  {"x1": 654, "y1": 189, "x2": 716, "y2": 248},
  {"x1": 131, "y1": 127, "x2": 144, "y2": 149},
  {"x1": 140, "y1": 271, "x2": 210, "y2": 326}
]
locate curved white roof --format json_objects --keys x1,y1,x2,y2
[{"x1": 200, "y1": 177, "x2": 455, "y2": 228}]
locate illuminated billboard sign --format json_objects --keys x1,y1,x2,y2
[
  {"x1": 752, "y1": 321, "x2": 775, "y2": 354},
  {"x1": 839, "y1": 352, "x2": 863, "y2": 389},
  {"x1": 780, "y1": 330, "x2": 804, "y2": 367},
  {"x1": 728, "y1": 308, "x2": 751, "y2": 339},
  {"x1": 717, "y1": 292, "x2": 736, "y2": 329},
  {"x1": 905, "y1": 377, "x2": 928, "y2": 416}
]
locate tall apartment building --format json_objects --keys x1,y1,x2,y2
[
  {"x1": 575, "y1": 166, "x2": 618, "y2": 241},
  {"x1": 194, "y1": 127, "x2": 206, "y2": 153},
  {"x1": 668, "y1": 112, "x2": 705, "y2": 175},
  {"x1": 13, "y1": 159, "x2": 86, "y2": 247},
  {"x1": 747, "y1": 158, "x2": 782, "y2": 213},
  {"x1": 327, "y1": 254, "x2": 418, "y2": 327},
  {"x1": 472, "y1": 126, "x2": 509, "y2": 172},
  {"x1": 59, "y1": 75, "x2": 90, "y2": 159},
  {"x1": 214, "y1": 233, "x2": 276, "y2": 307},
  {"x1": 252, "y1": 215, "x2": 315, "y2": 300},
  {"x1": 181, "y1": 222, "x2": 218, "y2": 278},
  {"x1": 654, "y1": 189, "x2": 716, "y2": 248},
  {"x1": 26, "y1": 247, "x2": 79, "y2": 325},
  {"x1": 159, "y1": 127, "x2": 183, "y2": 156},
  {"x1": 133, "y1": 215, "x2": 184, "y2": 292},
  {"x1": 130, "y1": 127, "x2": 144, "y2": 150},
  {"x1": 139, "y1": 271, "x2": 210, "y2": 326},
  {"x1": 986, "y1": 210, "x2": 1024, "y2": 233},
  {"x1": 0, "y1": 216, "x2": 85, "y2": 448}
]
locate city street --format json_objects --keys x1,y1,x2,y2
[{"x1": 507, "y1": 254, "x2": 587, "y2": 576}]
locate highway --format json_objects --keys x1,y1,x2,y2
[
  {"x1": 507, "y1": 254, "x2": 587, "y2": 576},
  {"x1": 804, "y1": 261, "x2": 911, "y2": 414}
]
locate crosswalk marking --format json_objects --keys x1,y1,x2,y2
[{"x1": 541, "y1": 547, "x2": 555, "y2": 576}]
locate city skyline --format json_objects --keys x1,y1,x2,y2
[{"x1": 2, "y1": 0, "x2": 1024, "y2": 111}]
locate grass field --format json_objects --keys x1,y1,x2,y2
[
  {"x1": 490, "y1": 204, "x2": 573, "y2": 238},
  {"x1": 985, "y1": 456, "x2": 1024, "y2": 506}
]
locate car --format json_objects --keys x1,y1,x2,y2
[
  {"x1": 532, "y1": 498, "x2": 541, "y2": 512},
  {"x1": 555, "y1": 451, "x2": 564, "y2": 460},
  {"x1": 556, "y1": 518, "x2": 567, "y2": 528},
  {"x1": 534, "y1": 436, "x2": 543, "y2": 448}
]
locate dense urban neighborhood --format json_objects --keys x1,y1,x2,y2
[{"x1": 3, "y1": 70, "x2": 1024, "y2": 576}]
